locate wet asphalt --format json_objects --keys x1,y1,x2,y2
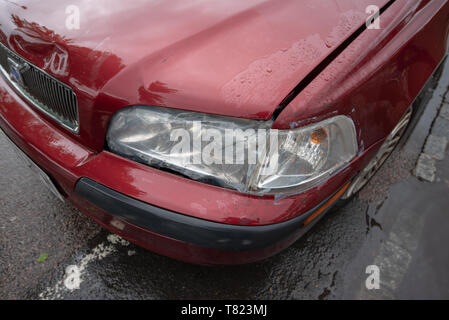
[{"x1": 1, "y1": 62, "x2": 449, "y2": 300}]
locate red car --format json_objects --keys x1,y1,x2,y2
[{"x1": 0, "y1": 0, "x2": 448, "y2": 265}]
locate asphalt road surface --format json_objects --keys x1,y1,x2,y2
[{"x1": 1, "y1": 62, "x2": 449, "y2": 300}]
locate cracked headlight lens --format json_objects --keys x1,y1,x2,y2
[{"x1": 107, "y1": 106, "x2": 357, "y2": 195}]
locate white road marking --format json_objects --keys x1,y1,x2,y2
[
  {"x1": 39, "y1": 234, "x2": 130, "y2": 300},
  {"x1": 63, "y1": 265, "x2": 81, "y2": 290}
]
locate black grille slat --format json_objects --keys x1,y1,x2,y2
[
  {"x1": 0, "y1": 43, "x2": 79, "y2": 132},
  {"x1": 61, "y1": 86, "x2": 70, "y2": 121},
  {"x1": 57, "y1": 84, "x2": 66, "y2": 119},
  {"x1": 31, "y1": 70, "x2": 44, "y2": 102},
  {"x1": 48, "y1": 78, "x2": 59, "y2": 117},
  {"x1": 35, "y1": 72, "x2": 46, "y2": 104},
  {"x1": 59, "y1": 84, "x2": 70, "y2": 121},
  {"x1": 70, "y1": 92, "x2": 77, "y2": 122},
  {"x1": 50, "y1": 81, "x2": 61, "y2": 119},
  {"x1": 68, "y1": 88, "x2": 76, "y2": 122},
  {"x1": 40, "y1": 72, "x2": 51, "y2": 109}
]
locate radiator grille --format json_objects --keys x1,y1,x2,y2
[{"x1": 0, "y1": 43, "x2": 79, "y2": 133}]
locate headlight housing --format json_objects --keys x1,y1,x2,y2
[{"x1": 107, "y1": 106, "x2": 357, "y2": 195}]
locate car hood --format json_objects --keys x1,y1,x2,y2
[{"x1": 0, "y1": 0, "x2": 388, "y2": 121}]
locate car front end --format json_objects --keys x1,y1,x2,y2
[{"x1": 1, "y1": 0, "x2": 448, "y2": 265}]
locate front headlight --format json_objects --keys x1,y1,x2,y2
[{"x1": 107, "y1": 106, "x2": 357, "y2": 195}]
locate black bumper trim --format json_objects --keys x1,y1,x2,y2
[{"x1": 75, "y1": 178, "x2": 335, "y2": 251}]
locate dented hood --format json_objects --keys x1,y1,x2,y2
[{"x1": 0, "y1": 0, "x2": 388, "y2": 120}]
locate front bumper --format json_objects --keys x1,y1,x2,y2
[
  {"x1": 75, "y1": 177, "x2": 350, "y2": 252},
  {"x1": 0, "y1": 72, "x2": 381, "y2": 265}
]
